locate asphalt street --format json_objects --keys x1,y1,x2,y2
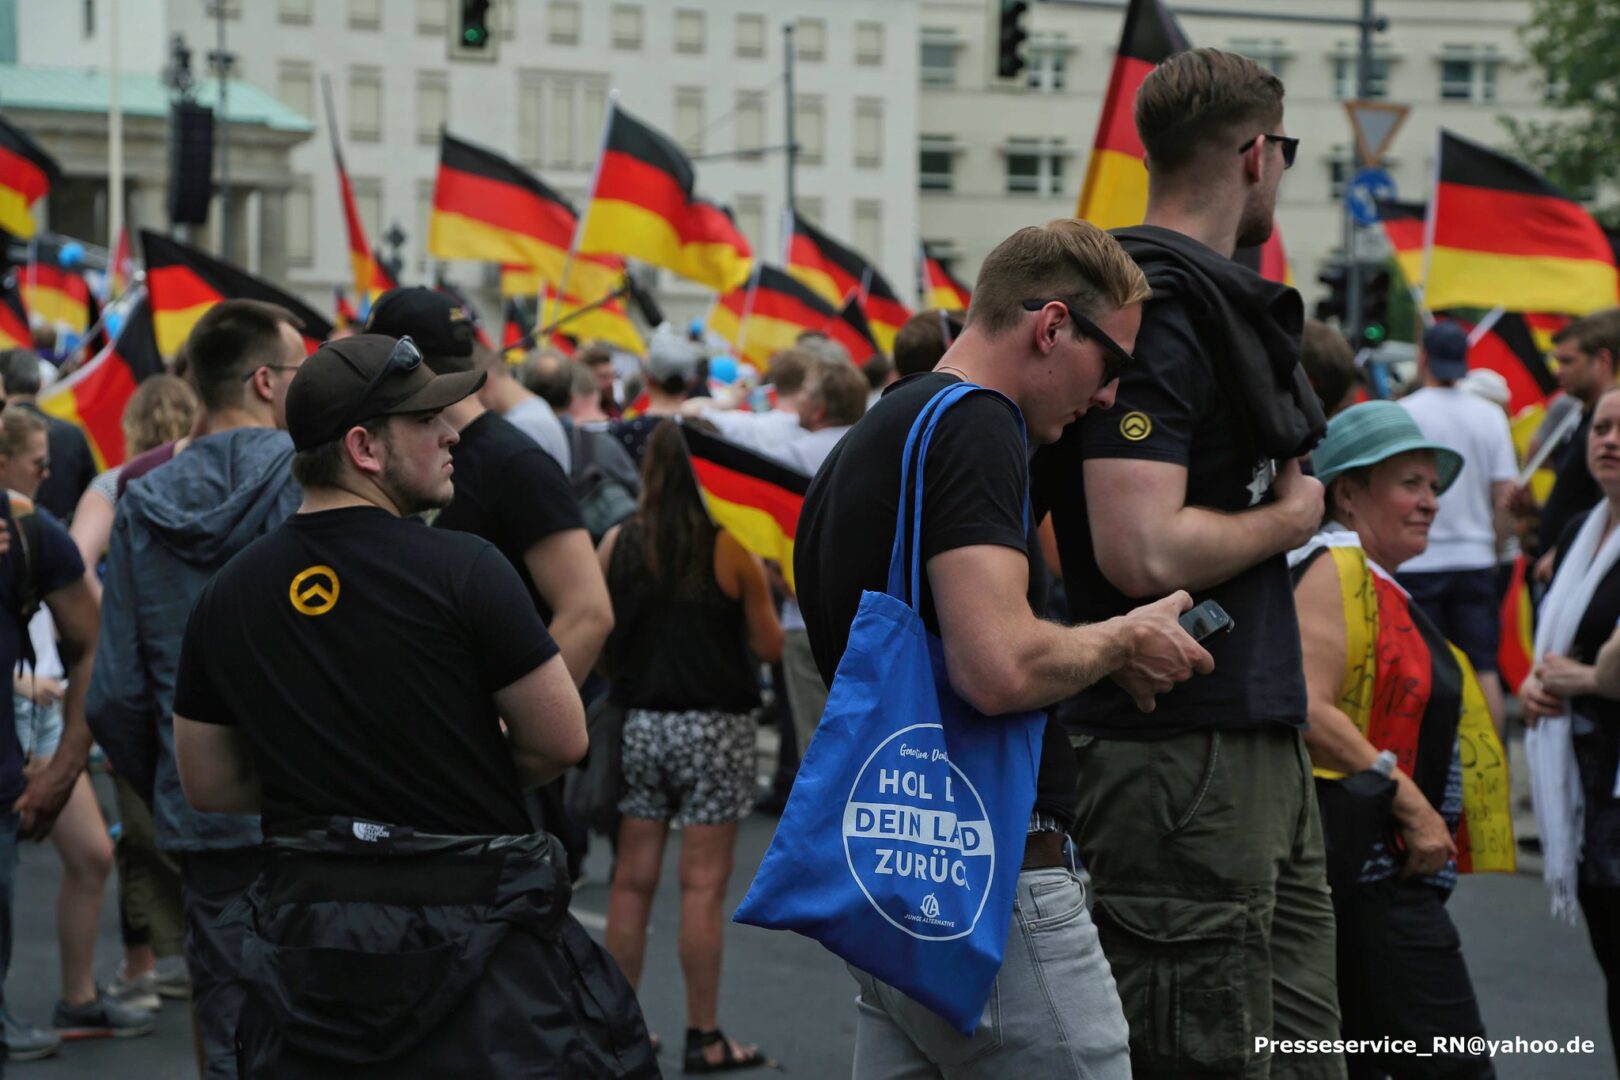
[{"x1": 2, "y1": 761, "x2": 1611, "y2": 1079}]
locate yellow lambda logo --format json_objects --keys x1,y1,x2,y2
[
  {"x1": 1119, "y1": 411, "x2": 1152, "y2": 442},
  {"x1": 289, "y1": 565, "x2": 340, "y2": 617}
]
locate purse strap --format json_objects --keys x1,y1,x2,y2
[{"x1": 884, "y1": 381, "x2": 1029, "y2": 610}]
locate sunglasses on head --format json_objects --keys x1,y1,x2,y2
[
  {"x1": 348, "y1": 336, "x2": 424, "y2": 426},
  {"x1": 1238, "y1": 132, "x2": 1299, "y2": 170},
  {"x1": 1021, "y1": 299, "x2": 1134, "y2": 385}
]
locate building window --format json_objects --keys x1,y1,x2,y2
[
  {"x1": 1440, "y1": 51, "x2": 1499, "y2": 103},
  {"x1": 279, "y1": 0, "x2": 311, "y2": 22},
  {"x1": 349, "y1": 0, "x2": 380, "y2": 31},
  {"x1": 853, "y1": 200, "x2": 881, "y2": 262},
  {"x1": 854, "y1": 99, "x2": 882, "y2": 169},
  {"x1": 277, "y1": 63, "x2": 314, "y2": 120},
  {"x1": 416, "y1": 0, "x2": 446, "y2": 34},
  {"x1": 675, "y1": 88, "x2": 705, "y2": 156},
  {"x1": 549, "y1": 1, "x2": 580, "y2": 45},
  {"x1": 795, "y1": 96, "x2": 824, "y2": 166},
  {"x1": 736, "y1": 13, "x2": 765, "y2": 58},
  {"x1": 518, "y1": 71, "x2": 610, "y2": 169},
  {"x1": 733, "y1": 194, "x2": 765, "y2": 257},
  {"x1": 351, "y1": 177, "x2": 383, "y2": 245},
  {"x1": 1005, "y1": 139, "x2": 1066, "y2": 196},
  {"x1": 796, "y1": 18, "x2": 825, "y2": 62},
  {"x1": 416, "y1": 73, "x2": 448, "y2": 145},
  {"x1": 855, "y1": 22, "x2": 883, "y2": 66},
  {"x1": 675, "y1": 10, "x2": 705, "y2": 55},
  {"x1": 1333, "y1": 55, "x2": 1390, "y2": 100},
  {"x1": 1328, "y1": 154, "x2": 1354, "y2": 199},
  {"x1": 1026, "y1": 41, "x2": 1069, "y2": 92},
  {"x1": 349, "y1": 67, "x2": 382, "y2": 142},
  {"x1": 612, "y1": 5, "x2": 642, "y2": 50},
  {"x1": 920, "y1": 39, "x2": 957, "y2": 88},
  {"x1": 736, "y1": 92, "x2": 765, "y2": 160},
  {"x1": 286, "y1": 180, "x2": 313, "y2": 266},
  {"x1": 919, "y1": 138, "x2": 956, "y2": 192},
  {"x1": 1230, "y1": 37, "x2": 1289, "y2": 77}
]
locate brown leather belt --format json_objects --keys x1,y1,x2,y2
[{"x1": 1020, "y1": 830, "x2": 1065, "y2": 871}]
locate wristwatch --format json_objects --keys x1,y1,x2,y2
[{"x1": 1371, "y1": 750, "x2": 1398, "y2": 778}]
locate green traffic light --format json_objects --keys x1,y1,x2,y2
[
  {"x1": 463, "y1": 27, "x2": 486, "y2": 45},
  {"x1": 1363, "y1": 324, "x2": 1387, "y2": 344}
]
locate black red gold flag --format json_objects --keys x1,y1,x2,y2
[{"x1": 680, "y1": 423, "x2": 810, "y2": 592}]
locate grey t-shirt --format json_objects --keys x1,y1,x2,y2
[{"x1": 503, "y1": 397, "x2": 571, "y2": 473}]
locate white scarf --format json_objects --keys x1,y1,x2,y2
[{"x1": 1528, "y1": 504, "x2": 1620, "y2": 924}]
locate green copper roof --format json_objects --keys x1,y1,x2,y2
[{"x1": 0, "y1": 63, "x2": 313, "y2": 132}]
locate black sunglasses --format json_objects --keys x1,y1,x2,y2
[
  {"x1": 1021, "y1": 299, "x2": 1134, "y2": 385},
  {"x1": 348, "y1": 336, "x2": 424, "y2": 425},
  {"x1": 1238, "y1": 132, "x2": 1298, "y2": 170}
]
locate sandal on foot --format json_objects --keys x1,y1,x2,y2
[{"x1": 683, "y1": 1027, "x2": 771, "y2": 1074}]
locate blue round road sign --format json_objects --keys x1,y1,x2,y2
[{"x1": 1347, "y1": 167, "x2": 1397, "y2": 227}]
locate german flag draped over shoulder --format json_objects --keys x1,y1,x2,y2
[
  {"x1": 1307, "y1": 541, "x2": 1515, "y2": 873},
  {"x1": 1425, "y1": 130, "x2": 1618, "y2": 314},
  {"x1": 0, "y1": 115, "x2": 59, "y2": 240},
  {"x1": 579, "y1": 103, "x2": 752, "y2": 293},
  {"x1": 708, "y1": 264, "x2": 838, "y2": 369},
  {"x1": 1077, "y1": 0, "x2": 1291, "y2": 285},
  {"x1": 918, "y1": 242, "x2": 971, "y2": 312},
  {"x1": 0, "y1": 277, "x2": 29, "y2": 349},
  {"x1": 1376, "y1": 200, "x2": 1426, "y2": 288},
  {"x1": 22, "y1": 263, "x2": 91, "y2": 333},
  {"x1": 818, "y1": 292, "x2": 881, "y2": 363},
  {"x1": 38, "y1": 297, "x2": 164, "y2": 469},
  {"x1": 680, "y1": 423, "x2": 809, "y2": 591},
  {"x1": 141, "y1": 231, "x2": 333, "y2": 358}
]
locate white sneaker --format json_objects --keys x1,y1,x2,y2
[{"x1": 98, "y1": 967, "x2": 161, "y2": 1013}]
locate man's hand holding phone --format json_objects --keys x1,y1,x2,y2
[{"x1": 1111, "y1": 591, "x2": 1217, "y2": 712}]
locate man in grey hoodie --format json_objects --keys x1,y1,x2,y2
[{"x1": 87, "y1": 299, "x2": 305, "y2": 1079}]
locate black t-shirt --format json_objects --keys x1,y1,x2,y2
[
  {"x1": 795, "y1": 372, "x2": 1079, "y2": 826},
  {"x1": 1032, "y1": 294, "x2": 1307, "y2": 739},
  {"x1": 173, "y1": 506, "x2": 559, "y2": 838},
  {"x1": 1538, "y1": 409, "x2": 1599, "y2": 558},
  {"x1": 434, "y1": 411, "x2": 585, "y2": 623}
]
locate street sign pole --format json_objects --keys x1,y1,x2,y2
[{"x1": 1345, "y1": 0, "x2": 1376, "y2": 343}]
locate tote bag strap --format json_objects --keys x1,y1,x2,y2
[{"x1": 884, "y1": 382, "x2": 1029, "y2": 609}]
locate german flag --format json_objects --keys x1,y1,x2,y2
[
  {"x1": 862, "y1": 273, "x2": 912, "y2": 355},
  {"x1": 1526, "y1": 312, "x2": 1570, "y2": 355},
  {"x1": 501, "y1": 299, "x2": 529, "y2": 361},
  {"x1": 818, "y1": 293, "x2": 881, "y2": 363},
  {"x1": 579, "y1": 103, "x2": 753, "y2": 293},
  {"x1": 21, "y1": 263, "x2": 90, "y2": 332},
  {"x1": 38, "y1": 297, "x2": 164, "y2": 469},
  {"x1": 333, "y1": 288, "x2": 359, "y2": 331},
  {"x1": 1498, "y1": 554, "x2": 1534, "y2": 697},
  {"x1": 918, "y1": 243, "x2": 971, "y2": 312},
  {"x1": 1461, "y1": 312, "x2": 1557, "y2": 415},
  {"x1": 680, "y1": 423, "x2": 810, "y2": 591},
  {"x1": 0, "y1": 277, "x2": 29, "y2": 349},
  {"x1": 331, "y1": 128, "x2": 391, "y2": 306},
  {"x1": 0, "y1": 116, "x2": 59, "y2": 240},
  {"x1": 708, "y1": 265, "x2": 838, "y2": 369},
  {"x1": 103, "y1": 227, "x2": 132, "y2": 301},
  {"x1": 784, "y1": 212, "x2": 911, "y2": 347},
  {"x1": 1077, "y1": 0, "x2": 1291, "y2": 284},
  {"x1": 539, "y1": 281, "x2": 645, "y2": 355},
  {"x1": 1376, "y1": 200, "x2": 1426, "y2": 287},
  {"x1": 499, "y1": 253, "x2": 624, "y2": 301},
  {"x1": 1426, "y1": 130, "x2": 1618, "y2": 315},
  {"x1": 141, "y1": 231, "x2": 333, "y2": 358}
]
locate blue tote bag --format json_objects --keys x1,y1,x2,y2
[{"x1": 733, "y1": 382, "x2": 1045, "y2": 1035}]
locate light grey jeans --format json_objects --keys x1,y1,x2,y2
[{"x1": 849, "y1": 867, "x2": 1132, "y2": 1080}]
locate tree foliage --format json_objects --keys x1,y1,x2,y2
[{"x1": 1502, "y1": 0, "x2": 1620, "y2": 227}]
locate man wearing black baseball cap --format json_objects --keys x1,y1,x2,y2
[
  {"x1": 367, "y1": 287, "x2": 612, "y2": 883},
  {"x1": 168, "y1": 334, "x2": 657, "y2": 1076}
]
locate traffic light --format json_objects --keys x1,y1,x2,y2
[
  {"x1": 459, "y1": 0, "x2": 491, "y2": 50},
  {"x1": 1315, "y1": 263, "x2": 1348, "y2": 324},
  {"x1": 996, "y1": 0, "x2": 1029, "y2": 79},
  {"x1": 1358, "y1": 267, "x2": 1391, "y2": 347}
]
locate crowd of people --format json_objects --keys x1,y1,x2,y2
[{"x1": 0, "y1": 40, "x2": 1610, "y2": 1080}]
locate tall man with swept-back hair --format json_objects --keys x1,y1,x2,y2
[
  {"x1": 1032, "y1": 48, "x2": 1341, "y2": 1078},
  {"x1": 88, "y1": 298, "x2": 307, "y2": 1079}
]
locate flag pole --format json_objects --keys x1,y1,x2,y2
[
  {"x1": 511, "y1": 279, "x2": 632, "y2": 354},
  {"x1": 550, "y1": 90, "x2": 619, "y2": 331},
  {"x1": 1416, "y1": 128, "x2": 1442, "y2": 322},
  {"x1": 1467, "y1": 306, "x2": 1506, "y2": 348},
  {"x1": 735, "y1": 263, "x2": 763, "y2": 364}
]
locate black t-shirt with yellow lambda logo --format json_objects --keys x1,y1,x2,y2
[{"x1": 173, "y1": 505, "x2": 559, "y2": 838}]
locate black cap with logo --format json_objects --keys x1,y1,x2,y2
[
  {"x1": 363, "y1": 287, "x2": 478, "y2": 373},
  {"x1": 285, "y1": 334, "x2": 485, "y2": 451}
]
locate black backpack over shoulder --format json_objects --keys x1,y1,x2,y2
[{"x1": 567, "y1": 424, "x2": 639, "y2": 544}]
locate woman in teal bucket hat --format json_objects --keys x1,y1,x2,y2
[{"x1": 1289, "y1": 400, "x2": 1513, "y2": 1077}]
